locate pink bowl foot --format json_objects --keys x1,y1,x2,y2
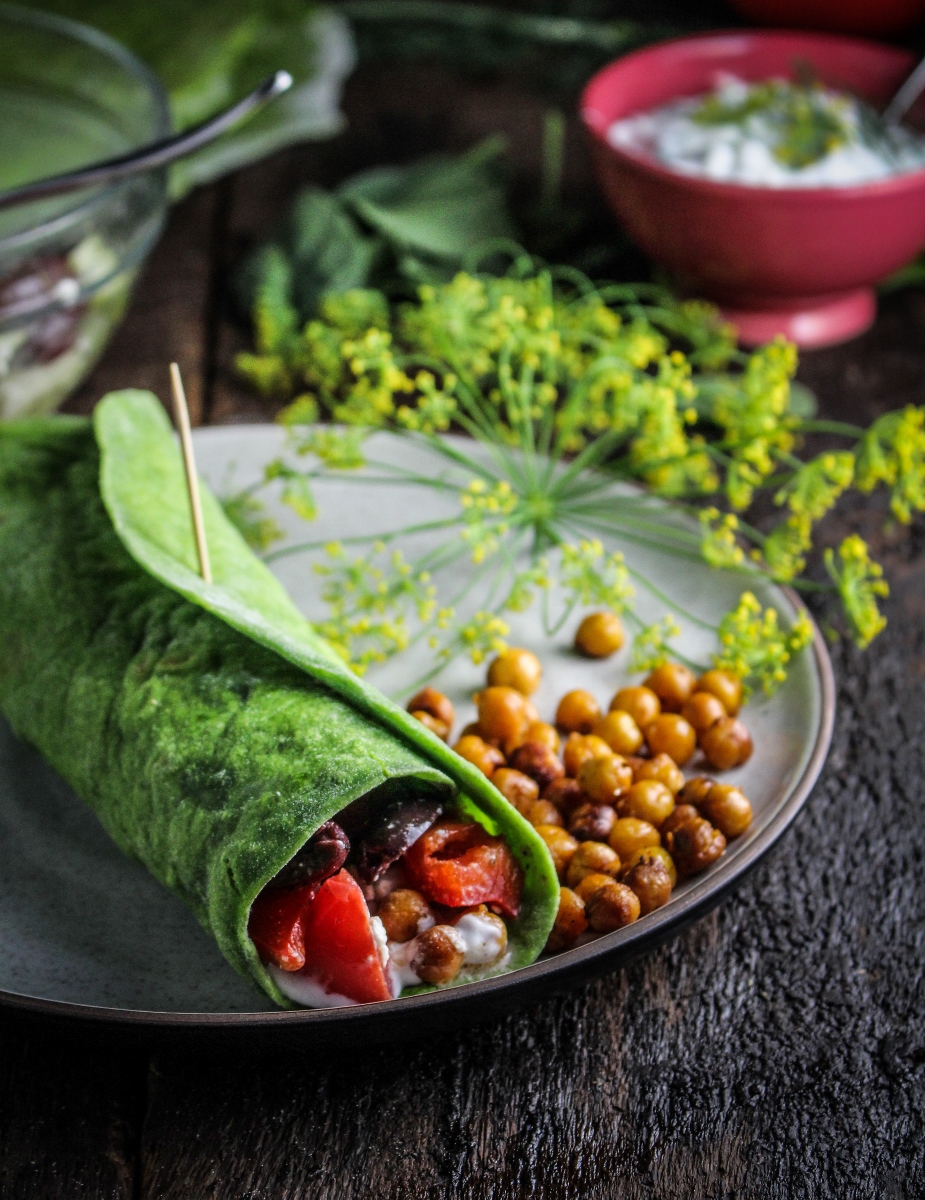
[{"x1": 720, "y1": 288, "x2": 876, "y2": 349}]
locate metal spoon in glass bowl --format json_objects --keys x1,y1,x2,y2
[
  {"x1": 882, "y1": 53, "x2": 925, "y2": 126},
  {"x1": 0, "y1": 69, "x2": 292, "y2": 212}
]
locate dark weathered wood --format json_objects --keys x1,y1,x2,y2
[
  {"x1": 0, "y1": 1025, "x2": 144, "y2": 1200},
  {"x1": 5, "y1": 51, "x2": 925, "y2": 1200}
]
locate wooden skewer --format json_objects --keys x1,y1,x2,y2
[{"x1": 169, "y1": 362, "x2": 212, "y2": 584}]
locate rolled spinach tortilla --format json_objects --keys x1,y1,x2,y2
[{"x1": 0, "y1": 392, "x2": 558, "y2": 1008}]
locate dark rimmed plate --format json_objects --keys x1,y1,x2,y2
[{"x1": 0, "y1": 428, "x2": 835, "y2": 1042}]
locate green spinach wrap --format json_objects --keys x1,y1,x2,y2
[{"x1": 0, "y1": 392, "x2": 558, "y2": 1008}]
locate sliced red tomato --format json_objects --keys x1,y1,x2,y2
[
  {"x1": 297, "y1": 871, "x2": 392, "y2": 1004},
  {"x1": 403, "y1": 820, "x2": 523, "y2": 917},
  {"x1": 248, "y1": 881, "x2": 314, "y2": 972}
]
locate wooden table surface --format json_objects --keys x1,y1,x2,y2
[{"x1": 3, "y1": 61, "x2": 925, "y2": 1200}]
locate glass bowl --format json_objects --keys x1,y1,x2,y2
[{"x1": 0, "y1": 4, "x2": 170, "y2": 419}]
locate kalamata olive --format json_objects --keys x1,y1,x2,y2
[
  {"x1": 562, "y1": 733, "x2": 612, "y2": 778},
  {"x1": 621, "y1": 845, "x2": 678, "y2": 888},
  {"x1": 566, "y1": 841, "x2": 621, "y2": 887},
  {"x1": 618, "y1": 780, "x2": 675, "y2": 828},
  {"x1": 477, "y1": 686, "x2": 529, "y2": 752},
  {"x1": 453, "y1": 734, "x2": 505, "y2": 777},
  {"x1": 623, "y1": 855, "x2": 673, "y2": 914},
  {"x1": 378, "y1": 888, "x2": 434, "y2": 943},
  {"x1": 666, "y1": 818, "x2": 726, "y2": 876},
  {"x1": 696, "y1": 669, "x2": 743, "y2": 716},
  {"x1": 609, "y1": 686, "x2": 661, "y2": 728},
  {"x1": 632, "y1": 752, "x2": 684, "y2": 795},
  {"x1": 508, "y1": 740, "x2": 565, "y2": 790},
  {"x1": 411, "y1": 710, "x2": 450, "y2": 741},
  {"x1": 535, "y1": 825, "x2": 579, "y2": 880},
  {"x1": 593, "y1": 709, "x2": 643, "y2": 756},
  {"x1": 644, "y1": 662, "x2": 696, "y2": 713},
  {"x1": 702, "y1": 784, "x2": 753, "y2": 838},
  {"x1": 555, "y1": 689, "x2": 601, "y2": 734},
  {"x1": 542, "y1": 776, "x2": 584, "y2": 815},
  {"x1": 681, "y1": 691, "x2": 727, "y2": 735},
  {"x1": 545, "y1": 887, "x2": 587, "y2": 952},
  {"x1": 407, "y1": 687, "x2": 455, "y2": 729},
  {"x1": 492, "y1": 767, "x2": 539, "y2": 812},
  {"x1": 411, "y1": 925, "x2": 465, "y2": 983},
  {"x1": 357, "y1": 797, "x2": 444, "y2": 881},
  {"x1": 574, "y1": 611, "x2": 625, "y2": 658},
  {"x1": 585, "y1": 880, "x2": 640, "y2": 932},
  {"x1": 700, "y1": 717, "x2": 753, "y2": 771},
  {"x1": 645, "y1": 713, "x2": 697, "y2": 765},
  {"x1": 522, "y1": 799, "x2": 564, "y2": 828},
  {"x1": 660, "y1": 804, "x2": 700, "y2": 837},
  {"x1": 608, "y1": 817, "x2": 661, "y2": 861},
  {"x1": 677, "y1": 776, "x2": 716, "y2": 808},
  {"x1": 267, "y1": 820, "x2": 349, "y2": 890},
  {"x1": 578, "y1": 754, "x2": 633, "y2": 804},
  {"x1": 568, "y1": 803, "x2": 617, "y2": 842},
  {"x1": 487, "y1": 647, "x2": 542, "y2": 695}
]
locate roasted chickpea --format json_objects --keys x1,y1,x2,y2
[
  {"x1": 574, "y1": 611, "x2": 625, "y2": 658},
  {"x1": 608, "y1": 816, "x2": 661, "y2": 861},
  {"x1": 621, "y1": 845, "x2": 677, "y2": 888},
  {"x1": 523, "y1": 698, "x2": 541, "y2": 726},
  {"x1": 487, "y1": 647, "x2": 542, "y2": 696},
  {"x1": 410, "y1": 710, "x2": 451, "y2": 741},
  {"x1": 645, "y1": 713, "x2": 697, "y2": 765},
  {"x1": 522, "y1": 799, "x2": 564, "y2": 828},
  {"x1": 492, "y1": 767, "x2": 539, "y2": 811},
  {"x1": 585, "y1": 879, "x2": 641, "y2": 932},
  {"x1": 542, "y1": 776, "x2": 584, "y2": 815},
  {"x1": 453, "y1": 734, "x2": 505, "y2": 778},
  {"x1": 702, "y1": 783, "x2": 753, "y2": 839},
  {"x1": 556, "y1": 689, "x2": 601, "y2": 734},
  {"x1": 677, "y1": 775, "x2": 716, "y2": 809},
  {"x1": 623, "y1": 855, "x2": 673, "y2": 915},
  {"x1": 566, "y1": 840, "x2": 621, "y2": 887},
  {"x1": 666, "y1": 817, "x2": 726, "y2": 877},
  {"x1": 525, "y1": 721, "x2": 560, "y2": 753},
  {"x1": 633, "y1": 752, "x2": 685, "y2": 795},
  {"x1": 618, "y1": 779, "x2": 675, "y2": 828},
  {"x1": 593, "y1": 709, "x2": 644, "y2": 757},
  {"x1": 568, "y1": 803, "x2": 617, "y2": 843},
  {"x1": 644, "y1": 662, "x2": 696, "y2": 713},
  {"x1": 545, "y1": 887, "x2": 587, "y2": 953},
  {"x1": 609, "y1": 685, "x2": 661, "y2": 729},
  {"x1": 536, "y1": 825, "x2": 579, "y2": 880},
  {"x1": 509, "y1": 740, "x2": 565, "y2": 790},
  {"x1": 476, "y1": 686, "x2": 529, "y2": 753},
  {"x1": 574, "y1": 872, "x2": 616, "y2": 904},
  {"x1": 407, "y1": 687, "x2": 455, "y2": 729},
  {"x1": 696, "y1": 669, "x2": 742, "y2": 716},
  {"x1": 455, "y1": 904, "x2": 508, "y2": 964},
  {"x1": 378, "y1": 888, "x2": 433, "y2": 943},
  {"x1": 459, "y1": 721, "x2": 484, "y2": 740},
  {"x1": 562, "y1": 733, "x2": 612, "y2": 778},
  {"x1": 578, "y1": 754, "x2": 633, "y2": 805},
  {"x1": 411, "y1": 924, "x2": 465, "y2": 984},
  {"x1": 681, "y1": 691, "x2": 727, "y2": 735},
  {"x1": 660, "y1": 804, "x2": 700, "y2": 837},
  {"x1": 700, "y1": 717, "x2": 753, "y2": 771}
]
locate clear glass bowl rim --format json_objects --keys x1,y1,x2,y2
[{"x1": 0, "y1": 1, "x2": 172, "y2": 256}]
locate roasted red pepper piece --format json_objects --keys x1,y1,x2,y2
[
  {"x1": 248, "y1": 880, "x2": 314, "y2": 972},
  {"x1": 404, "y1": 820, "x2": 523, "y2": 917},
  {"x1": 299, "y1": 871, "x2": 392, "y2": 1004}
]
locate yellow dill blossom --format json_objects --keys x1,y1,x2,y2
[
  {"x1": 631, "y1": 615, "x2": 682, "y2": 673},
  {"x1": 713, "y1": 592, "x2": 813, "y2": 695},
  {"x1": 824, "y1": 535, "x2": 888, "y2": 648}
]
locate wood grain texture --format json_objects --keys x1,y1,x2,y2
[{"x1": 4, "y1": 50, "x2": 925, "y2": 1200}]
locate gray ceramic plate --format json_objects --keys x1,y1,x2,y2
[{"x1": 0, "y1": 428, "x2": 834, "y2": 1038}]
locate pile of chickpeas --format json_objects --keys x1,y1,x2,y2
[{"x1": 406, "y1": 610, "x2": 754, "y2": 956}]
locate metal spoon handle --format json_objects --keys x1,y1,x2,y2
[
  {"x1": 882, "y1": 55, "x2": 925, "y2": 127},
  {"x1": 0, "y1": 69, "x2": 293, "y2": 212}
]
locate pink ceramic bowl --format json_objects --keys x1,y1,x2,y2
[{"x1": 581, "y1": 32, "x2": 925, "y2": 347}]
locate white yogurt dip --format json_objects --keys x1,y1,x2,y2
[{"x1": 608, "y1": 74, "x2": 925, "y2": 188}]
